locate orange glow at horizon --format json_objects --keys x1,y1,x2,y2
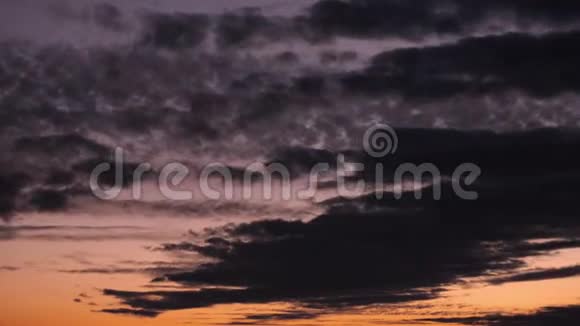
[{"x1": 1, "y1": 214, "x2": 579, "y2": 326}]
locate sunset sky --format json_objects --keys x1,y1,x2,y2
[{"x1": 1, "y1": 1, "x2": 580, "y2": 325}]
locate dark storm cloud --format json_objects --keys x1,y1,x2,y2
[
  {"x1": 0, "y1": 0, "x2": 578, "y2": 253},
  {"x1": 13, "y1": 134, "x2": 109, "y2": 162},
  {"x1": 72, "y1": 158, "x2": 156, "y2": 188},
  {"x1": 136, "y1": 8, "x2": 301, "y2": 50},
  {"x1": 29, "y1": 190, "x2": 68, "y2": 212},
  {"x1": 342, "y1": 31, "x2": 580, "y2": 98},
  {"x1": 5, "y1": 27, "x2": 580, "y2": 162},
  {"x1": 99, "y1": 127, "x2": 580, "y2": 318},
  {"x1": 47, "y1": 2, "x2": 130, "y2": 32},
  {"x1": 2, "y1": 1, "x2": 580, "y2": 324},
  {"x1": 216, "y1": 9, "x2": 285, "y2": 48},
  {"x1": 0, "y1": 39, "x2": 333, "y2": 147},
  {"x1": 305, "y1": 0, "x2": 580, "y2": 39},
  {"x1": 104, "y1": 170, "x2": 580, "y2": 317},
  {"x1": 139, "y1": 12, "x2": 210, "y2": 49},
  {"x1": 90, "y1": 3, "x2": 129, "y2": 32},
  {"x1": 276, "y1": 127, "x2": 580, "y2": 196},
  {"x1": 0, "y1": 132, "x2": 158, "y2": 216},
  {"x1": 104, "y1": 287, "x2": 439, "y2": 315},
  {"x1": 267, "y1": 146, "x2": 338, "y2": 175},
  {"x1": 354, "y1": 128, "x2": 580, "y2": 181},
  {"x1": 45, "y1": 170, "x2": 75, "y2": 186},
  {"x1": 426, "y1": 305, "x2": 580, "y2": 326},
  {"x1": 488, "y1": 265, "x2": 580, "y2": 285},
  {"x1": 127, "y1": 0, "x2": 580, "y2": 48},
  {"x1": 0, "y1": 173, "x2": 29, "y2": 220},
  {"x1": 235, "y1": 91, "x2": 293, "y2": 128},
  {"x1": 514, "y1": 239, "x2": 580, "y2": 253},
  {"x1": 6, "y1": 0, "x2": 580, "y2": 49}
]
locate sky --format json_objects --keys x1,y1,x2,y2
[{"x1": 1, "y1": 1, "x2": 580, "y2": 325}]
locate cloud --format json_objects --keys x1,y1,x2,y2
[
  {"x1": 0, "y1": 132, "x2": 162, "y2": 217},
  {"x1": 488, "y1": 265, "x2": 580, "y2": 285},
  {"x1": 97, "y1": 128, "x2": 580, "y2": 319},
  {"x1": 99, "y1": 308, "x2": 160, "y2": 318},
  {"x1": 0, "y1": 1, "x2": 135, "y2": 44},
  {"x1": 215, "y1": 9, "x2": 297, "y2": 48},
  {"x1": 267, "y1": 146, "x2": 339, "y2": 176},
  {"x1": 90, "y1": 3, "x2": 129, "y2": 32},
  {"x1": 128, "y1": 0, "x2": 580, "y2": 49},
  {"x1": 60, "y1": 261, "x2": 192, "y2": 276},
  {"x1": 3, "y1": 30, "x2": 580, "y2": 173},
  {"x1": 29, "y1": 190, "x2": 68, "y2": 212},
  {"x1": 0, "y1": 173, "x2": 27, "y2": 221},
  {"x1": 0, "y1": 0, "x2": 578, "y2": 250},
  {"x1": 9, "y1": 134, "x2": 111, "y2": 177},
  {"x1": 426, "y1": 305, "x2": 580, "y2": 326},
  {"x1": 104, "y1": 287, "x2": 439, "y2": 315},
  {"x1": 342, "y1": 31, "x2": 580, "y2": 98},
  {"x1": 0, "y1": 225, "x2": 163, "y2": 242},
  {"x1": 244, "y1": 310, "x2": 321, "y2": 322},
  {"x1": 138, "y1": 12, "x2": 210, "y2": 49},
  {"x1": 0, "y1": 265, "x2": 19, "y2": 271},
  {"x1": 103, "y1": 171, "x2": 580, "y2": 318},
  {"x1": 13, "y1": 133, "x2": 108, "y2": 156},
  {"x1": 305, "y1": 0, "x2": 580, "y2": 40}
]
